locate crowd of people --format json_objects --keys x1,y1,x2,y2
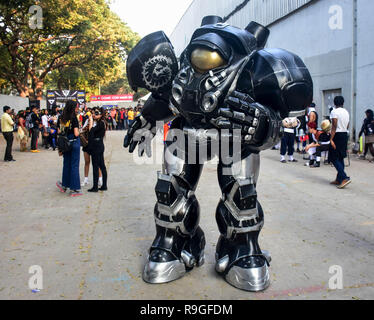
[
  {"x1": 2, "y1": 97, "x2": 373, "y2": 192},
  {"x1": 1, "y1": 101, "x2": 143, "y2": 196},
  {"x1": 100, "y1": 106, "x2": 141, "y2": 131},
  {"x1": 274, "y1": 95, "x2": 374, "y2": 189}
]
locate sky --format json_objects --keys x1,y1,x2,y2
[{"x1": 110, "y1": 0, "x2": 194, "y2": 37}]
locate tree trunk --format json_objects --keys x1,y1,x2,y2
[
  {"x1": 17, "y1": 84, "x2": 29, "y2": 98},
  {"x1": 35, "y1": 80, "x2": 44, "y2": 100}
]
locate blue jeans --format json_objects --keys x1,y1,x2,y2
[
  {"x1": 331, "y1": 158, "x2": 348, "y2": 184},
  {"x1": 62, "y1": 136, "x2": 81, "y2": 190}
]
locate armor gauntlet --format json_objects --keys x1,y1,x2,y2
[
  {"x1": 123, "y1": 93, "x2": 175, "y2": 157},
  {"x1": 211, "y1": 90, "x2": 282, "y2": 152}
]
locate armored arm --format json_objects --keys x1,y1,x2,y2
[
  {"x1": 211, "y1": 90, "x2": 282, "y2": 152},
  {"x1": 212, "y1": 47, "x2": 313, "y2": 152},
  {"x1": 123, "y1": 92, "x2": 174, "y2": 156}
]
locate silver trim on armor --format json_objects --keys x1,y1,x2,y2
[
  {"x1": 181, "y1": 250, "x2": 196, "y2": 268},
  {"x1": 163, "y1": 148, "x2": 185, "y2": 176},
  {"x1": 244, "y1": 135, "x2": 252, "y2": 142},
  {"x1": 139, "y1": 115, "x2": 148, "y2": 127},
  {"x1": 183, "y1": 127, "x2": 220, "y2": 141},
  {"x1": 288, "y1": 110, "x2": 306, "y2": 118},
  {"x1": 202, "y1": 91, "x2": 221, "y2": 113},
  {"x1": 226, "y1": 221, "x2": 264, "y2": 239},
  {"x1": 261, "y1": 250, "x2": 272, "y2": 264},
  {"x1": 172, "y1": 83, "x2": 183, "y2": 104},
  {"x1": 233, "y1": 153, "x2": 260, "y2": 183},
  {"x1": 215, "y1": 255, "x2": 230, "y2": 273},
  {"x1": 143, "y1": 258, "x2": 186, "y2": 284},
  {"x1": 168, "y1": 103, "x2": 180, "y2": 115},
  {"x1": 157, "y1": 194, "x2": 187, "y2": 218},
  {"x1": 248, "y1": 127, "x2": 256, "y2": 135},
  {"x1": 197, "y1": 249, "x2": 205, "y2": 267},
  {"x1": 223, "y1": 200, "x2": 259, "y2": 222},
  {"x1": 225, "y1": 179, "x2": 259, "y2": 220},
  {"x1": 177, "y1": 68, "x2": 189, "y2": 85},
  {"x1": 154, "y1": 216, "x2": 189, "y2": 235},
  {"x1": 225, "y1": 263, "x2": 270, "y2": 292}
]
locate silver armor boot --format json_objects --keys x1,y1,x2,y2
[{"x1": 223, "y1": 250, "x2": 271, "y2": 291}]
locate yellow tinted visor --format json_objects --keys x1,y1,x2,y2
[{"x1": 190, "y1": 48, "x2": 226, "y2": 74}]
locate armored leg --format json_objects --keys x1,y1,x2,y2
[
  {"x1": 143, "y1": 146, "x2": 206, "y2": 284},
  {"x1": 215, "y1": 152, "x2": 271, "y2": 291}
]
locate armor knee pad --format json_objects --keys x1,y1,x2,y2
[
  {"x1": 154, "y1": 172, "x2": 200, "y2": 236},
  {"x1": 216, "y1": 179, "x2": 263, "y2": 240}
]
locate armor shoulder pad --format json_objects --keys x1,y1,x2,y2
[
  {"x1": 237, "y1": 48, "x2": 313, "y2": 118},
  {"x1": 126, "y1": 31, "x2": 179, "y2": 93}
]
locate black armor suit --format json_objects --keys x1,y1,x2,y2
[{"x1": 124, "y1": 16, "x2": 313, "y2": 291}]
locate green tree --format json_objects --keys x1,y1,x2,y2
[{"x1": 0, "y1": 0, "x2": 139, "y2": 99}]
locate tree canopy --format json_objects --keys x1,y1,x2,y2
[{"x1": 0, "y1": 0, "x2": 140, "y2": 100}]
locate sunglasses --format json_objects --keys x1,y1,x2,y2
[{"x1": 94, "y1": 111, "x2": 101, "y2": 116}]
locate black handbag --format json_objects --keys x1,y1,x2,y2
[
  {"x1": 57, "y1": 134, "x2": 72, "y2": 153},
  {"x1": 57, "y1": 122, "x2": 73, "y2": 153}
]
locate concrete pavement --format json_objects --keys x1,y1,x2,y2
[{"x1": 0, "y1": 130, "x2": 373, "y2": 300}]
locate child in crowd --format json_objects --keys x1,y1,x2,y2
[
  {"x1": 280, "y1": 117, "x2": 300, "y2": 163},
  {"x1": 305, "y1": 120, "x2": 331, "y2": 167},
  {"x1": 49, "y1": 118, "x2": 58, "y2": 151}
]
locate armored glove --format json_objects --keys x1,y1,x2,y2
[
  {"x1": 211, "y1": 91, "x2": 282, "y2": 150},
  {"x1": 123, "y1": 115, "x2": 156, "y2": 157}
]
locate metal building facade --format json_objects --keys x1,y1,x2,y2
[
  {"x1": 170, "y1": 0, "x2": 314, "y2": 55},
  {"x1": 169, "y1": 0, "x2": 374, "y2": 139}
]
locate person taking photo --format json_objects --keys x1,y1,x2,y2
[{"x1": 87, "y1": 107, "x2": 108, "y2": 192}]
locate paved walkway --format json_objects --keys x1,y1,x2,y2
[{"x1": 0, "y1": 131, "x2": 373, "y2": 300}]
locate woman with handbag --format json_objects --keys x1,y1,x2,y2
[
  {"x1": 358, "y1": 109, "x2": 374, "y2": 161},
  {"x1": 56, "y1": 100, "x2": 82, "y2": 197},
  {"x1": 87, "y1": 107, "x2": 108, "y2": 192}
]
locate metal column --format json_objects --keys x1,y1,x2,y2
[{"x1": 351, "y1": 0, "x2": 358, "y2": 141}]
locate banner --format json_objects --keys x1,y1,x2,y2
[
  {"x1": 90, "y1": 94, "x2": 133, "y2": 102},
  {"x1": 46, "y1": 90, "x2": 86, "y2": 108}
]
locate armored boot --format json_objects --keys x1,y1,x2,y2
[{"x1": 143, "y1": 169, "x2": 205, "y2": 284}]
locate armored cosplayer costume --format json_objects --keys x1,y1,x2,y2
[{"x1": 124, "y1": 16, "x2": 313, "y2": 291}]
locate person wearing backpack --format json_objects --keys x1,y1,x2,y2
[
  {"x1": 56, "y1": 100, "x2": 82, "y2": 197},
  {"x1": 25, "y1": 108, "x2": 33, "y2": 139},
  {"x1": 358, "y1": 109, "x2": 374, "y2": 161}
]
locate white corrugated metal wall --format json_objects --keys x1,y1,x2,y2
[{"x1": 170, "y1": 0, "x2": 314, "y2": 55}]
